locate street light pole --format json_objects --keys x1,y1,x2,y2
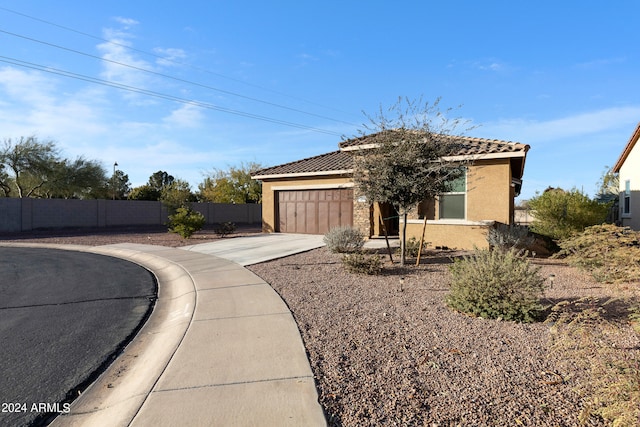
[{"x1": 112, "y1": 162, "x2": 118, "y2": 200}]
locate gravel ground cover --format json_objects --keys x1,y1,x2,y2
[
  {"x1": 3, "y1": 228, "x2": 638, "y2": 426},
  {"x1": 248, "y1": 248, "x2": 640, "y2": 427}
]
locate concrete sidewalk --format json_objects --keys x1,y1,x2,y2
[{"x1": 47, "y1": 236, "x2": 327, "y2": 426}]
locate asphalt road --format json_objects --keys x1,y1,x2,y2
[{"x1": 0, "y1": 247, "x2": 157, "y2": 427}]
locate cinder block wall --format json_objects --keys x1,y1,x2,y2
[{"x1": 0, "y1": 199, "x2": 261, "y2": 232}]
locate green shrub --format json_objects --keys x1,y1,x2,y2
[
  {"x1": 403, "y1": 236, "x2": 430, "y2": 258},
  {"x1": 167, "y1": 207, "x2": 206, "y2": 238},
  {"x1": 341, "y1": 252, "x2": 383, "y2": 275},
  {"x1": 487, "y1": 223, "x2": 534, "y2": 251},
  {"x1": 446, "y1": 248, "x2": 546, "y2": 322},
  {"x1": 528, "y1": 187, "x2": 610, "y2": 241},
  {"x1": 323, "y1": 226, "x2": 365, "y2": 253},
  {"x1": 555, "y1": 224, "x2": 640, "y2": 283},
  {"x1": 214, "y1": 221, "x2": 236, "y2": 237}
]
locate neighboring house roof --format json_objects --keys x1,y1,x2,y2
[
  {"x1": 252, "y1": 150, "x2": 353, "y2": 179},
  {"x1": 613, "y1": 122, "x2": 640, "y2": 173},
  {"x1": 253, "y1": 132, "x2": 529, "y2": 179}
]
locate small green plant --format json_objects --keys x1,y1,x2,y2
[
  {"x1": 167, "y1": 207, "x2": 206, "y2": 238},
  {"x1": 446, "y1": 248, "x2": 546, "y2": 322},
  {"x1": 403, "y1": 237, "x2": 429, "y2": 258},
  {"x1": 555, "y1": 224, "x2": 640, "y2": 283},
  {"x1": 324, "y1": 226, "x2": 365, "y2": 253},
  {"x1": 487, "y1": 223, "x2": 534, "y2": 251},
  {"x1": 214, "y1": 221, "x2": 236, "y2": 237},
  {"x1": 342, "y1": 252, "x2": 383, "y2": 275}
]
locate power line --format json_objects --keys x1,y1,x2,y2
[
  {"x1": 0, "y1": 6, "x2": 359, "y2": 119},
  {"x1": 0, "y1": 29, "x2": 357, "y2": 127},
  {"x1": 0, "y1": 55, "x2": 344, "y2": 136}
]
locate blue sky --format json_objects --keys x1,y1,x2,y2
[{"x1": 1, "y1": 1, "x2": 638, "y2": 200}]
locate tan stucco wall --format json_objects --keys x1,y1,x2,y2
[
  {"x1": 405, "y1": 221, "x2": 491, "y2": 249},
  {"x1": 259, "y1": 175, "x2": 352, "y2": 233},
  {"x1": 465, "y1": 159, "x2": 513, "y2": 223}
]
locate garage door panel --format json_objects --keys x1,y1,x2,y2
[{"x1": 276, "y1": 189, "x2": 353, "y2": 234}]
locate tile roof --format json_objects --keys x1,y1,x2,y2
[
  {"x1": 252, "y1": 150, "x2": 353, "y2": 178},
  {"x1": 253, "y1": 132, "x2": 529, "y2": 178},
  {"x1": 339, "y1": 131, "x2": 529, "y2": 156}
]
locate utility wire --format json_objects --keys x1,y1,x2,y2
[
  {"x1": 0, "y1": 28, "x2": 356, "y2": 127},
  {"x1": 0, "y1": 55, "x2": 343, "y2": 136},
  {"x1": 0, "y1": 6, "x2": 359, "y2": 119}
]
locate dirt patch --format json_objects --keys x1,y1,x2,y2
[{"x1": 0, "y1": 224, "x2": 262, "y2": 247}]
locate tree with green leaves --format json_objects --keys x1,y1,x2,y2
[
  {"x1": 109, "y1": 169, "x2": 131, "y2": 200},
  {"x1": 352, "y1": 97, "x2": 470, "y2": 265},
  {"x1": 129, "y1": 170, "x2": 175, "y2": 201},
  {"x1": 198, "y1": 162, "x2": 262, "y2": 204},
  {"x1": 528, "y1": 187, "x2": 610, "y2": 240},
  {"x1": 1, "y1": 136, "x2": 59, "y2": 197},
  {"x1": 160, "y1": 178, "x2": 196, "y2": 213},
  {"x1": 1, "y1": 136, "x2": 110, "y2": 199}
]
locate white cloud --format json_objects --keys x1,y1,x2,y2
[
  {"x1": 154, "y1": 48, "x2": 187, "y2": 67},
  {"x1": 478, "y1": 106, "x2": 640, "y2": 144},
  {"x1": 163, "y1": 104, "x2": 204, "y2": 128}
]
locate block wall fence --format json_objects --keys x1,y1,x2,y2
[{"x1": 0, "y1": 198, "x2": 261, "y2": 232}]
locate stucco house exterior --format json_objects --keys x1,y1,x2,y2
[
  {"x1": 252, "y1": 133, "x2": 529, "y2": 249},
  {"x1": 613, "y1": 122, "x2": 640, "y2": 230}
]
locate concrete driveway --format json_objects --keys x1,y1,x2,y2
[{"x1": 180, "y1": 233, "x2": 326, "y2": 265}]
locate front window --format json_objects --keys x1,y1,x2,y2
[
  {"x1": 623, "y1": 180, "x2": 631, "y2": 215},
  {"x1": 439, "y1": 172, "x2": 466, "y2": 219}
]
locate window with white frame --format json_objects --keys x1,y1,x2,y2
[
  {"x1": 623, "y1": 180, "x2": 631, "y2": 215},
  {"x1": 439, "y1": 172, "x2": 466, "y2": 219}
]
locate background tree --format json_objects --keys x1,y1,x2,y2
[
  {"x1": 160, "y1": 179, "x2": 196, "y2": 213},
  {"x1": 1, "y1": 136, "x2": 59, "y2": 197},
  {"x1": 129, "y1": 171, "x2": 175, "y2": 201},
  {"x1": 595, "y1": 166, "x2": 620, "y2": 223},
  {"x1": 528, "y1": 187, "x2": 610, "y2": 240},
  {"x1": 198, "y1": 162, "x2": 263, "y2": 204},
  {"x1": 40, "y1": 157, "x2": 108, "y2": 199},
  {"x1": 0, "y1": 163, "x2": 12, "y2": 196},
  {"x1": 352, "y1": 97, "x2": 470, "y2": 265},
  {"x1": 109, "y1": 169, "x2": 131, "y2": 200}
]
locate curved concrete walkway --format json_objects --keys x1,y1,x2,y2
[{"x1": 4, "y1": 234, "x2": 327, "y2": 426}]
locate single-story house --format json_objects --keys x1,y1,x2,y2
[
  {"x1": 613, "y1": 122, "x2": 640, "y2": 230},
  {"x1": 252, "y1": 133, "x2": 530, "y2": 249}
]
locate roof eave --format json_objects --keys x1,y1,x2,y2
[
  {"x1": 252, "y1": 169, "x2": 354, "y2": 180},
  {"x1": 613, "y1": 122, "x2": 640, "y2": 173}
]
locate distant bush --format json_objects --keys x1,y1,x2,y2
[
  {"x1": 342, "y1": 252, "x2": 383, "y2": 275},
  {"x1": 214, "y1": 221, "x2": 236, "y2": 237},
  {"x1": 167, "y1": 207, "x2": 205, "y2": 238},
  {"x1": 487, "y1": 223, "x2": 534, "y2": 251},
  {"x1": 555, "y1": 224, "x2": 640, "y2": 283},
  {"x1": 446, "y1": 248, "x2": 546, "y2": 322},
  {"x1": 528, "y1": 188, "x2": 610, "y2": 241},
  {"x1": 324, "y1": 226, "x2": 365, "y2": 253}
]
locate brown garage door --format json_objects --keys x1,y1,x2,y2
[{"x1": 277, "y1": 189, "x2": 353, "y2": 234}]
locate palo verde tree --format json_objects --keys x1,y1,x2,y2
[
  {"x1": 1, "y1": 136, "x2": 109, "y2": 198},
  {"x1": 352, "y1": 97, "x2": 471, "y2": 265}
]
